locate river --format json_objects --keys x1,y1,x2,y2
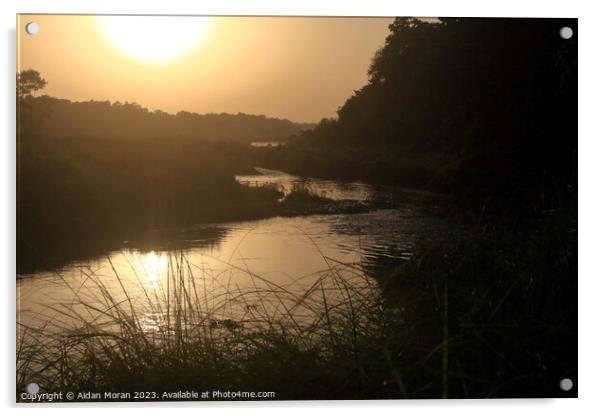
[{"x1": 17, "y1": 168, "x2": 451, "y2": 333}]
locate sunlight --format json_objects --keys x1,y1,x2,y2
[
  {"x1": 141, "y1": 251, "x2": 168, "y2": 288},
  {"x1": 97, "y1": 16, "x2": 212, "y2": 63}
]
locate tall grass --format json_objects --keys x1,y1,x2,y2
[{"x1": 17, "y1": 250, "x2": 389, "y2": 400}]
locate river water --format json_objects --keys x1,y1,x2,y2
[{"x1": 17, "y1": 168, "x2": 451, "y2": 333}]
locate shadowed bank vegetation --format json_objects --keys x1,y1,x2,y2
[
  {"x1": 17, "y1": 133, "x2": 365, "y2": 273},
  {"x1": 259, "y1": 18, "x2": 577, "y2": 216},
  {"x1": 17, "y1": 133, "x2": 274, "y2": 273}
]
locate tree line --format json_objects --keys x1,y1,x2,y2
[{"x1": 17, "y1": 70, "x2": 309, "y2": 143}]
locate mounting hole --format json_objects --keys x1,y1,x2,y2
[
  {"x1": 25, "y1": 22, "x2": 39, "y2": 35},
  {"x1": 559, "y1": 26, "x2": 573, "y2": 40},
  {"x1": 559, "y1": 378, "x2": 574, "y2": 391},
  {"x1": 25, "y1": 382, "x2": 39, "y2": 395}
]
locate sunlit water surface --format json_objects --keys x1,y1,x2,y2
[{"x1": 18, "y1": 168, "x2": 451, "y2": 333}]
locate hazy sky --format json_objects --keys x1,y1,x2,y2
[{"x1": 17, "y1": 15, "x2": 393, "y2": 122}]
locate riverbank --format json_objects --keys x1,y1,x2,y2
[{"x1": 18, "y1": 180, "x2": 372, "y2": 275}]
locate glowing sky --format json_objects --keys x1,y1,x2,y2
[{"x1": 17, "y1": 15, "x2": 393, "y2": 122}]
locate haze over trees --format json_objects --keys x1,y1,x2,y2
[{"x1": 18, "y1": 89, "x2": 310, "y2": 143}]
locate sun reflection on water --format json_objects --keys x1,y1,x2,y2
[{"x1": 140, "y1": 251, "x2": 168, "y2": 289}]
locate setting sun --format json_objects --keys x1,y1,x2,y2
[{"x1": 97, "y1": 16, "x2": 212, "y2": 63}]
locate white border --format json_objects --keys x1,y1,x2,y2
[{"x1": 2, "y1": 1, "x2": 601, "y2": 415}]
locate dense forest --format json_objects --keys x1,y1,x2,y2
[{"x1": 260, "y1": 17, "x2": 577, "y2": 216}]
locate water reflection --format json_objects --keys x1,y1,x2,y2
[
  {"x1": 18, "y1": 210, "x2": 449, "y2": 332},
  {"x1": 18, "y1": 169, "x2": 452, "y2": 334},
  {"x1": 250, "y1": 141, "x2": 285, "y2": 148},
  {"x1": 140, "y1": 251, "x2": 168, "y2": 289},
  {"x1": 235, "y1": 167, "x2": 372, "y2": 202}
]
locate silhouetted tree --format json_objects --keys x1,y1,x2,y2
[{"x1": 17, "y1": 69, "x2": 47, "y2": 99}]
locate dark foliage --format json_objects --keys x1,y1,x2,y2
[
  {"x1": 17, "y1": 69, "x2": 47, "y2": 99},
  {"x1": 261, "y1": 17, "x2": 577, "y2": 216}
]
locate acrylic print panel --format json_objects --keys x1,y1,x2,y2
[{"x1": 16, "y1": 15, "x2": 577, "y2": 402}]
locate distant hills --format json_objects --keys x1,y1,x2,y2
[{"x1": 18, "y1": 95, "x2": 315, "y2": 142}]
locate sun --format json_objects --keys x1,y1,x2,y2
[{"x1": 97, "y1": 16, "x2": 212, "y2": 63}]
